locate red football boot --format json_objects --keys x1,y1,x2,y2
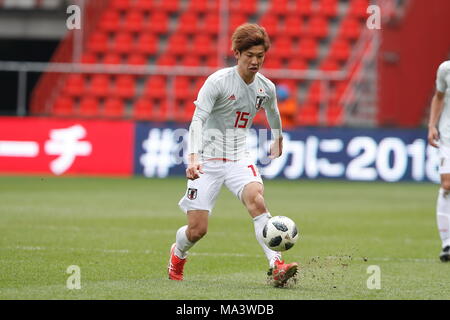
[
  {"x1": 168, "y1": 243, "x2": 187, "y2": 281},
  {"x1": 268, "y1": 259, "x2": 299, "y2": 287}
]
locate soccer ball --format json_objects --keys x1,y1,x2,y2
[{"x1": 262, "y1": 216, "x2": 299, "y2": 251}]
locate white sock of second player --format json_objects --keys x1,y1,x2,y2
[{"x1": 437, "y1": 188, "x2": 450, "y2": 248}]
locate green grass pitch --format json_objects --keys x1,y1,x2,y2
[{"x1": 0, "y1": 176, "x2": 449, "y2": 300}]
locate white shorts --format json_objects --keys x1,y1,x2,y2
[
  {"x1": 439, "y1": 140, "x2": 450, "y2": 175},
  {"x1": 178, "y1": 158, "x2": 263, "y2": 215}
]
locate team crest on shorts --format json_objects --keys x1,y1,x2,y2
[
  {"x1": 255, "y1": 95, "x2": 267, "y2": 110},
  {"x1": 187, "y1": 188, "x2": 198, "y2": 200}
]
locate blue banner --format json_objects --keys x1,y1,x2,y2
[{"x1": 133, "y1": 123, "x2": 440, "y2": 183}]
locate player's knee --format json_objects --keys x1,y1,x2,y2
[
  {"x1": 253, "y1": 192, "x2": 266, "y2": 210},
  {"x1": 246, "y1": 190, "x2": 266, "y2": 212}
]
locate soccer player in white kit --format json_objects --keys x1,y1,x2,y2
[
  {"x1": 167, "y1": 24, "x2": 298, "y2": 286},
  {"x1": 428, "y1": 60, "x2": 450, "y2": 262}
]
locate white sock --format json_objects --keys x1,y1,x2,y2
[
  {"x1": 253, "y1": 212, "x2": 281, "y2": 268},
  {"x1": 437, "y1": 188, "x2": 450, "y2": 248},
  {"x1": 175, "y1": 225, "x2": 194, "y2": 259}
]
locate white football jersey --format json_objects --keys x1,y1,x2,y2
[
  {"x1": 189, "y1": 66, "x2": 281, "y2": 160},
  {"x1": 437, "y1": 61, "x2": 450, "y2": 139}
]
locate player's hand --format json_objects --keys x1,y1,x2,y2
[
  {"x1": 269, "y1": 137, "x2": 283, "y2": 159},
  {"x1": 186, "y1": 154, "x2": 204, "y2": 180},
  {"x1": 428, "y1": 126, "x2": 440, "y2": 148}
]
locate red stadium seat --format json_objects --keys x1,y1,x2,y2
[
  {"x1": 329, "y1": 38, "x2": 351, "y2": 62},
  {"x1": 193, "y1": 34, "x2": 215, "y2": 56},
  {"x1": 339, "y1": 16, "x2": 362, "y2": 40},
  {"x1": 308, "y1": 16, "x2": 329, "y2": 39},
  {"x1": 230, "y1": 0, "x2": 257, "y2": 15},
  {"x1": 103, "y1": 98, "x2": 125, "y2": 118},
  {"x1": 174, "y1": 76, "x2": 192, "y2": 99},
  {"x1": 63, "y1": 74, "x2": 85, "y2": 97},
  {"x1": 259, "y1": 14, "x2": 278, "y2": 38},
  {"x1": 110, "y1": 0, "x2": 132, "y2": 12},
  {"x1": 134, "y1": 33, "x2": 157, "y2": 55},
  {"x1": 298, "y1": 38, "x2": 318, "y2": 61},
  {"x1": 156, "y1": 55, "x2": 176, "y2": 66},
  {"x1": 189, "y1": 0, "x2": 218, "y2": 13},
  {"x1": 307, "y1": 81, "x2": 322, "y2": 104},
  {"x1": 204, "y1": 13, "x2": 220, "y2": 35},
  {"x1": 185, "y1": 101, "x2": 196, "y2": 121},
  {"x1": 177, "y1": 12, "x2": 199, "y2": 35},
  {"x1": 330, "y1": 81, "x2": 348, "y2": 104},
  {"x1": 114, "y1": 75, "x2": 136, "y2": 99},
  {"x1": 283, "y1": 14, "x2": 305, "y2": 39},
  {"x1": 88, "y1": 74, "x2": 111, "y2": 97},
  {"x1": 98, "y1": 10, "x2": 121, "y2": 33},
  {"x1": 124, "y1": 10, "x2": 145, "y2": 33},
  {"x1": 268, "y1": 0, "x2": 289, "y2": 16},
  {"x1": 349, "y1": 0, "x2": 370, "y2": 19},
  {"x1": 146, "y1": 11, "x2": 170, "y2": 35},
  {"x1": 144, "y1": 76, "x2": 166, "y2": 99},
  {"x1": 79, "y1": 97, "x2": 100, "y2": 117},
  {"x1": 317, "y1": 0, "x2": 338, "y2": 17},
  {"x1": 206, "y1": 55, "x2": 220, "y2": 67},
  {"x1": 326, "y1": 103, "x2": 343, "y2": 126},
  {"x1": 182, "y1": 55, "x2": 202, "y2": 67},
  {"x1": 87, "y1": 32, "x2": 108, "y2": 53},
  {"x1": 229, "y1": 13, "x2": 249, "y2": 34},
  {"x1": 53, "y1": 97, "x2": 74, "y2": 116},
  {"x1": 294, "y1": 0, "x2": 313, "y2": 17},
  {"x1": 174, "y1": 98, "x2": 196, "y2": 123},
  {"x1": 287, "y1": 58, "x2": 308, "y2": 70},
  {"x1": 272, "y1": 36, "x2": 294, "y2": 59},
  {"x1": 127, "y1": 53, "x2": 147, "y2": 65},
  {"x1": 81, "y1": 52, "x2": 97, "y2": 64},
  {"x1": 319, "y1": 58, "x2": 340, "y2": 71},
  {"x1": 167, "y1": 34, "x2": 190, "y2": 56},
  {"x1": 153, "y1": 99, "x2": 169, "y2": 122},
  {"x1": 103, "y1": 52, "x2": 122, "y2": 65},
  {"x1": 134, "y1": 0, "x2": 154, "y2": 12},
  {"x1": 113, "y1": 32, "x2": 134, "y2": 54},
  {"x1": 133, "y1": 97, "x2": 153, "y2": 120},
  {"x1": 296, "y1": 103, "x2": 319, "y2": 126},
  {"x1": 194, "y1": 77, "x2": 207, "y2": 93},
  {"x1": 159, "y1": 0, "x2": 180, "y2": 13},
  {"x1": 263, "y1": 57, "x2": 282, "y2": 70}
]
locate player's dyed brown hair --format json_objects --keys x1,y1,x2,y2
[{"x1": 231, "y1": 23, "x2": 271, "y2": 53}]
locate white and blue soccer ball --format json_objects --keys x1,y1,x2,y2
[{"x1": 262, "y1": 216, "x2": 299, "y2": 251}]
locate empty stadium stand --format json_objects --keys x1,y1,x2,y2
[{"x1": 30, "y1": 0, "x2": 373, "y2": 126}]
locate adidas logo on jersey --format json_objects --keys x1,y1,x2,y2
[{"x1": 228, "y1": 94, "x2": 236, "y2": 101}]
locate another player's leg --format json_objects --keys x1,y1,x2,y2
[
  {"x1": 168, "y1": 210, "x2": 209, "y2": 280},
  {"x1": 437, "y1": 174, "x2": 450, "y2": 262},
  {"x1": 241, "y1": 181, "x2": 298, "y2": 287}
]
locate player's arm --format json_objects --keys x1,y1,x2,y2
[
  {"x1": 428, "y1": 90, "x2": 445, "y2": 148},
  {"x1": 265, "y1": 87, "x2": 283, "y2": 159},
  {"x1": 428, "y1": 62, "x2": 448, "y2": 148},
  {"x1": 186, "y1": 79, "x2": 218, "y2": 180}
]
